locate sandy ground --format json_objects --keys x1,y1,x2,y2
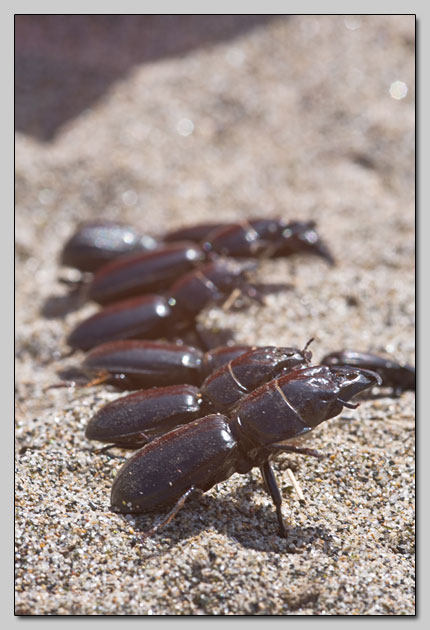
[{"x1": 15, "y1": 15, "x2": 415, "y2": 615}]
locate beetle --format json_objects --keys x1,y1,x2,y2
[
  {"x1": 85, "y1": 344, "x2": 313, "y2": 448},
  {"x1": 321, "y1": 350, "x2": 415, "y2": 394},
  {"x1": 88, "y1": 242, "x2": 206, "y2": 305},
  {"x1": 110, "y1": 365, "x2": 382, "y2": 538},
  {"x1": 60, "y1": 220, "x2": 158, "y2": 273},
  {"x1": 60, "y1": 218, "x2": 335, "y2": 280},
  {"x1": 67, "y1": 259, "x2": 256, "y2": 351},
  {"x1": 78, "y1": 341, "x2": 307, "y2": 392},
  {"x1": 54, "y1": 342, "x2": 257, "y2": 391}
]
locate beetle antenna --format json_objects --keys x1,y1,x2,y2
[{"x1": 302, "y1": 337, "x2": 315, "y2": 354}]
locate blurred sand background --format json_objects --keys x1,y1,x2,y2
[{"x1": 15, "y1": 15, "x2": 415, "y2": 615}]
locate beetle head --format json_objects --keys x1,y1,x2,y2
[
  {"x1": 275, "y1": 365, "x2": 382, "y2": 430},
  {"x1": 277, "y1": 221, "x2": 335, "y2": 265},
  {"x1": 268, "y1": 340, "x2": 313, "y2": 376}
]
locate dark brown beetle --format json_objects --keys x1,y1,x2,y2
[
  {"x1": 321, "y1": 350, "x2": 415, "y2": 394},
  {"x1": 60, "y1": 220, "x2": 158, "y2": 273},
  {"x1": 85, "y1": 344, "x2": 313, "y2": 448},
  {"x1": 56, "y1": 219, "x2": 334, "y2": 326},
  {"x1": 110, "y1": 365, "x2": 381, "y2": 538},
  {"x1": 61, "y1": 218, "x2": 334, "y2": 275},
  {"x1": 67, "y1": 259, "x2": 256, "y2": 351},
  {"x1": 56, "y1": 341, "x2": 255, "y2": 392}
]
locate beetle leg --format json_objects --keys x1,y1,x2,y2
[
  {"x1": 140, "y1": 485, "x2": 203, "y2": 540},
  {"x1": 93, "y1": 432, "x2": 151, "y2": 453},
  {"x1": 260, "y1": 461, "x2": 287, "y2": 537},
  {"x1": 133, "y1": 432, "x2": 151, "y2": 447},
  {"x1": 44, "y1": 380, "x2": 77, "y2": 391},
  {"x1": 45, "y1": 370, "x2": 112, "y2": 392},
  {"x1": 270, "y1": 444, "x2": 324, "y2": 459},
  {"x1": 221, "y1": 282, "x2": 266, "y2": 312},
  {"x1": 58, "y1": 275, "x2": 90, "y2": 289},
  {"x1": 337, "y1": 398, "x2": 359, "y2": 409},
  {"x1": 221, "y1": 287, "x2": 243, "y2": 311},
  {"x1": 94, "y1": 443, "x2": 117, "y2": 454},
  {"x1": 83, "y1": 371, "x2": 111, "y2": 388}
]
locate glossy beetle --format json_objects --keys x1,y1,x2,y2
[
  {"x1": 61, "y1": 218, "x2": 335, "y2": 279},
  {"x1": 60, "y1": 220, "x2": 158, "y2": 272},
  {"x1": 110, "y1": 365, "x2": 381, "y2": 538},
  {"x1": 85, "y1": 344, "x2": 313, "y2": 447},
  {"x1": 88, "y1": 242, "x2": 205, "y2": 305},
  {"x1": 67, "y1": 259, "x2": 256, "y2": 350},
  {"x1": 74, "y1": 340, "x2": 263, "y2": 390},
  {"x1": 80, "y1": 341, "x2": 310, "y2": 394},
  {"x1": 321, "y1": 350, "x2": 415, "y2": 394}
]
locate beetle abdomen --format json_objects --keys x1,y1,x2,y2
[
  {"x1": 60, "y1": 221, "x2": 154, "y2": 272},
  {"x1": 67, "y1": 295, "x2": 172, "y2": 350},
  {"x1": 111, "y1": 414, "x2": 239, "y2": 513},
  {"x1": 83, "y1": 340, "x2": 204, "y2": 387},
  {"x1": 88, "y1": 242, "x2": 205, "y2": 305},
  {"x1": 85, "y1": 384, "x2": 202, "y2": 447}
]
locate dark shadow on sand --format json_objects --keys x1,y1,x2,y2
[{"x1": 16, "y1": 15, "x2": 278, "y2": 141}]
